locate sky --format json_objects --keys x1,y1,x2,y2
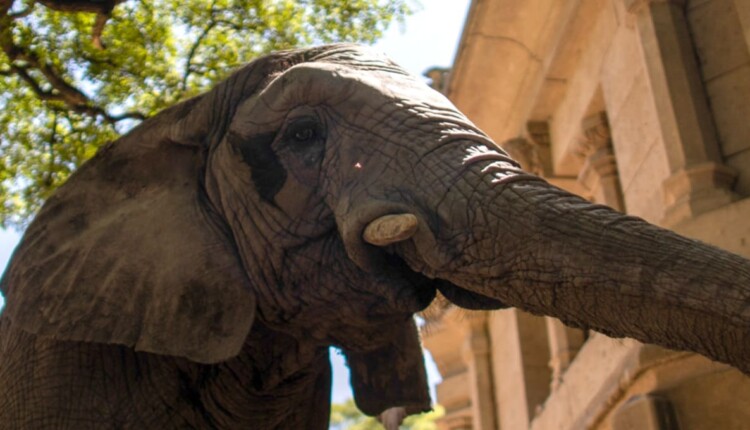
[{"x1": 0, "y1": 0, "x2": 472, "y2": 406}]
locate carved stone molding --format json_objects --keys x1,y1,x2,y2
[
  {"x1": 527, "y1": 121, "x2": 554, "y2": 177},
  {"x1": 575, "y1": 112, "x2": 626, "y2": 211},
  {"x1": 579, "y1": 112, "x2": 611, "y2": 154},
  {"x1": 501, "y1": 137, "x2": 544, "y2": 176}
]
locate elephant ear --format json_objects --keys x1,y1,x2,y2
[
  {"x1": 0, "y1": 88, "x2": 257, "y2": 364},
  {"x1": 346, "y1": 318, "x2": 432, "y2": 416}
]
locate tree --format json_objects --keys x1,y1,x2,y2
[
  {"x1": 0, "y1": 0, "x2": 412, "y2": 228},
  {"x1": 329, "y1": 399, "x2": 445, "y2": 430}
]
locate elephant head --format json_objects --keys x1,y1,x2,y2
[{"x1": 2, "y1": 44, "x2": 750, "y2": 424}]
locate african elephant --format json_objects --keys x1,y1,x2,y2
[{"x1": 1, "y1": 43, "x2": 749, "y2": 429}]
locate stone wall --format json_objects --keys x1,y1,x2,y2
[
  {"x1": 423, "y1": 0, "x2": 750, "y2": 429},
  {"x1": 688, "y1": 0, "x2": 750, "y2": 196}
]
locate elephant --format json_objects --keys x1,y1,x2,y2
[{"x1": 1, "y1": 43, "x2": 750, "y2": 429}]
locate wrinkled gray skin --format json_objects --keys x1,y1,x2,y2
[{"x1": 2, "y1": 44, "x2": 750, "y2": 428}]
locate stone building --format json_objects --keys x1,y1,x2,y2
[{"x1": 421, "y1": 0, "x2": 750, "y2": 429}]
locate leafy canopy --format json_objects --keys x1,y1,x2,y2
[
  {"x1": 0, "y1": 0, "x2": 412, "y2": 228},
  {"x1": 329, "y1": 399, "x2": 444, "y2": 430}
]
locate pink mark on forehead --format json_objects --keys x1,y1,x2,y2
[{"x1": 354, "y1": 162, "x2": 363, "y2": 169}]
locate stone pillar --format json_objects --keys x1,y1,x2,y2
[
  {"x1": 545, "y1": 318, "x2": 586, "y2": 391},
  {"x1": 461, "y1": 313, "x2": 497, "y2": 430},
  {"x1": 626, "y1": 0, "x2": 737, "y2": 226},
  {"x1": 488, "y1": 310, "x2": 552, "y2": 429},
  {"x1": 576, "y1": 112, "x2": 626, "y2": 211}
]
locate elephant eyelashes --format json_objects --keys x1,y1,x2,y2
[
  {"x1": 280, "y1": 116, "x2": 326, "y2": 168},
  {"x1": 291, "y1": 125, "x2": 316, "y2": 142},
  {"x1": 283, "y1": 117, "x2": 325, "y2": 147}
]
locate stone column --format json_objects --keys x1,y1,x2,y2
[
  {"x1": 461, "y1": 313, "x2": 498, "y2": 430},
  {"x1": 626, "y1": 0, "x2": 737, "y2": 226},
  {"x1": 576, "y1": 112, "x2": 626, "y2": 211},
  {"x1": 422, "y1": 307, "x2": 474, "y2": 430},
  {"x1": 545, "y1": 318, "x2": 586, "y2": 391},
  {"x1": 488, "y1": 310, "x2": 552, "y2": 429}
]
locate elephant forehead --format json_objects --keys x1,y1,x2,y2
[
  {"x1": 291, "y1": 63, "x2": 456, "y2": 110},
  {"x1": 232, "y1": 62, "x2": 459, "y2": 132}
]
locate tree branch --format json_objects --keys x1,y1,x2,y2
[
  {"x1": 4, "y1": 43, "x2": 146, "y2": 124},
  {"x1": 181, "y1": 20, "x2": 218, "y2": 92},
  {"x1": 44, "y1": 110, "x2": 59, "y2": 187},
  {"x1": 11, "y1": 65, "x2": 68, "y2": 103},
  {"x1": 36, "y1": 0, "x2": 123, "y2": 14},
  {"x1": 180, "y1": 0, "x2": 223, "y2": 93},
  {"x1": 2, "y1": 0, "x2": 146, "y2": 123},
  {"x1": 34, "y1": 1, "x2": 125, "y2": 50},
  {"x1": 91, "y1": 12, "x2": 110, "y2": 49}
]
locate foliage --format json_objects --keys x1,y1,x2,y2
[
  {"x1": 0, "y1": 0, "x2": 412, "y2": 228},
  {"x1": 329, "y1": 398, "x2": 444, "y2": 430}
]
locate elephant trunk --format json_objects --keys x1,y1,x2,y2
[{"x1": 367, "y1": 142, "x2": 750, "y2": 373}]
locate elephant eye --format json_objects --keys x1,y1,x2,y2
[
  {"x1": 294, "y1": 127, "x2": 315, "y2": 142},
  {"x1": 285, "y1": 117, "x2": 323, "y2": 145}
]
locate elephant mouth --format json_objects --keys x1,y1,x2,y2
[
  {"x1": 361, "y1": 214, "x2": 505, "y2": 311},
  {"x1": 378, "y1": 252, "x2": 438, "y2": 311},
  {"x1": 381, "y1": 248, "x2": 505, "y2": 311}
]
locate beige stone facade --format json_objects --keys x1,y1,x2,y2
[{"x1": 422, "y1": 0, "x2": 750, "y2": 428}]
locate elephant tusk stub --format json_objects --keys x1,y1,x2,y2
[
  {"x1": 363, "y1": 213, "x2": 419, "y2": 246},
  {"x1": 378, "y1": 407, "x2": 407, "y2": 430}
]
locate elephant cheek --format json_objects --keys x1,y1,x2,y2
[{"x1": 273, "y1": 175, "x2": 324, "y2": 221}]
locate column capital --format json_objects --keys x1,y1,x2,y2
[
  {"x1": 527, "y1": 121, "x2": 554, "y2": 177},
  {"x1": 578, "y1": 112, "x2": 612, "y2": 156},
  {"x1": 575, "y1": 112, "x2": 626, "y2": 211},
  {"x1": 501, "y1": 137, "x2": 544, "y2": 176}
]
